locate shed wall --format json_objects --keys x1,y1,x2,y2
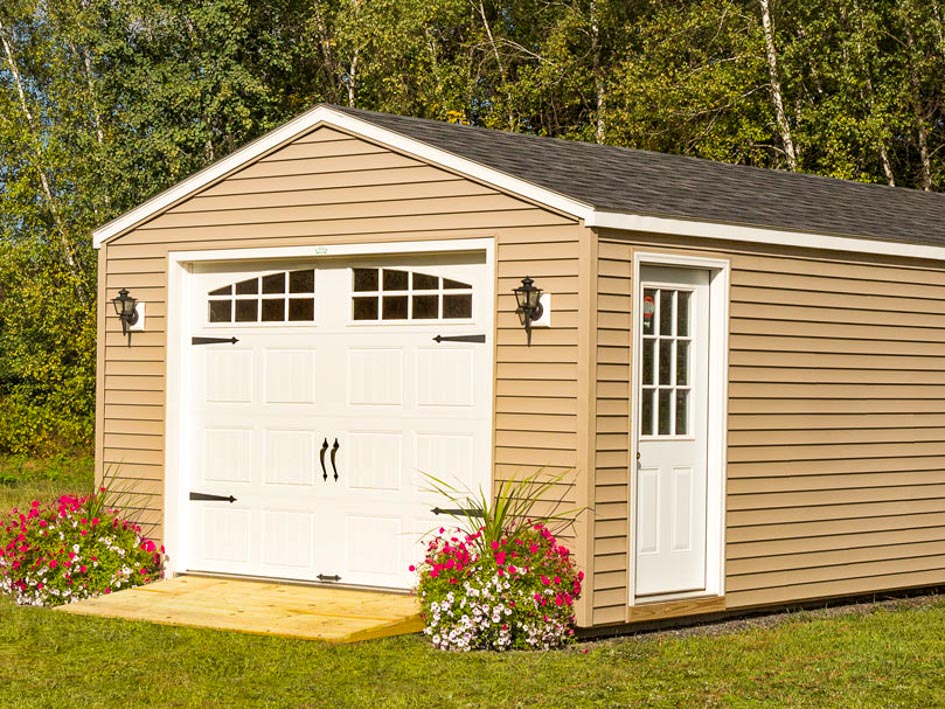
[
  {"x1": 593, "y1": 229, "x2": 945, "y2": 625},
  {"x1": 97, "y1": 126, "x2": 593, "y2": 617}
]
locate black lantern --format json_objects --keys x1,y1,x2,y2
[
  {"x1": 512, "y1": 276, "x2": 544, "y2": 345},
  {"x1": 112, "y1": 288, "x2": 139, "y2": 341}
]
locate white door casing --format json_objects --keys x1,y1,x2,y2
[
  {"x1": 630, "y1": 255, "x2": 729, "y2": 603},
  {"x1": 166, "y1": 241, "x2": 494, "y2": 590}
]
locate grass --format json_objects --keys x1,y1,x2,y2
[{"x1": 3, "y1": 456, "x2": 945, "y2": 707}]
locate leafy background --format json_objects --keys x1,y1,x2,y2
[{"x1": 2, "y1": 0, "x2": 944, "y2": 454}]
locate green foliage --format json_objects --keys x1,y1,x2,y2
[{"x1": 3, "y1": 0, "x2": 945, "y2": 454}]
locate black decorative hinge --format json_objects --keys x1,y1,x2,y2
[
  {"x1": 431, "y1": 506, "x2": 485, "y2": 518},
  {"x1": 192, "y1": 336, "x2": 239, "y2": 346},
  {"x1": 190, "y1": 492, "x2": 237, "y2": 503},
  {"x1": 432, "y1": 334, "x2": 486, "y2": 343},
  {"x1": 317, "y1": 574, "x2": 341, "y2": 582}
]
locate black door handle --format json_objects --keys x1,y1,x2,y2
[
  {"x1": 320, "y1": 438, "x2": 329, "y2": 481},
  {"x1": 330, "y1": 438, "x2": 340, "y2": 482}
]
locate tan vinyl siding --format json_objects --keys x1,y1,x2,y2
[
  {"x1": 595, "y1": 229, "x2": 945, "y2": 622},
  {"x1": 98, "y1": 126, "x2": 593, "y2": 621},
  {"x1": 591, "y1": 239, "x2": 632, "y2": 625}
]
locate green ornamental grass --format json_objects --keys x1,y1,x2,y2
[{"x1": 416, "y1": 470, "x2": 584, "y2": 651}]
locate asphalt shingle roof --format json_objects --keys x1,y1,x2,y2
[{"x1": 337, "y1": 106, "x2": 945, "y2": 248}]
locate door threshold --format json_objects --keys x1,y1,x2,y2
[{"x1": 628, "y1": 594, "x2": 726, "y2": 622}]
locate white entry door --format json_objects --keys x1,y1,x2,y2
[
  {"x1": 634, "y1": 266, "x2": 710, "y2": 598},
  {"x1": 182, "y1": 252, "x2": 493, "y2": 589}
]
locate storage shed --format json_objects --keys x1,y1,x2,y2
[{"x1": 94, "y1": 104, "x2": 945, "y2": 629}]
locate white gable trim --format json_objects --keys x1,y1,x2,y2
[
  {"x1": 91, "y1": 105, "x2": 593, "y2": 248},
  {"x1": 92, "y1": 105, "x2": 945, "y2": 263}
]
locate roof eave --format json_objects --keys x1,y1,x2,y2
[{"x1": 587, "y1": 210, "x2": 945, "y2": 262}]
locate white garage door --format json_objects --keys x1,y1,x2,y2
[{"x1": 181, "y1": 252, "x2": 493, "y2": 589}]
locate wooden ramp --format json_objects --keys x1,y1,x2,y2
[{"x1": 57, "y1": 575, "x2": 423, "y2": 643}]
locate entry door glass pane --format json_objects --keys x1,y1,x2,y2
[{"x1": 640, "y1": 286, "x2": 693, "y2": 437}]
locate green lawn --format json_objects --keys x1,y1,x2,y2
[{"x1": 3, "y1": 457, "x2": 945, "y2": 707}]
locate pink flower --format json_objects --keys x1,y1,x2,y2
[
  {"x1": 408, "y1": 565, "x2": 416, "y2": 572},
  {"x1": 540, "y1": 575, "x2": 550, "y2": 586},
  {"x1": 495, "y1": 551, "x2": 506, "y2": 565},
  {"x1": 490, "y1": 541, "x2": 499, "y2": 551},
  {"x1": 49, "y1": 559, "x2": 57, "y2": 569}
]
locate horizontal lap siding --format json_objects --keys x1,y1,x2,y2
[
  {"x1": 595, "y1": 228, "x2": 945, "y2": 623},
  {"x1": 726, "y1": 251, "x2": 945, "y2": 608},
  {"x1": 99, "y1": 127, "x2": 587, "y2": 574},
  {"x1": 593, "y1": 240, "x2": 632, "y2": 625}
]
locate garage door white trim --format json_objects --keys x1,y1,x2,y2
[{"x1": 164, "y1": 238, "x2": 495, "y2": 580}]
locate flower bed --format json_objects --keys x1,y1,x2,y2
[
  {"x1": 0, "y1": 492, "x2": 165, "y2": 607},
  {"x1": 413, "y1": 522, "x2": 583, "y2": 651}
]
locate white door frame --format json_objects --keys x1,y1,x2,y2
[
  {"x1": 629, "y1": 251, "x2": 730, "y2": 604},
  {"x1": 163, "y1": 238, "x2": 496, "y2": 578}
]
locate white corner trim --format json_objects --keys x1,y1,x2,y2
[
  {"x1": 92, "y1": 105, "x2": 592, "y2": 248},
  {"x1": 589, "y1": 210, "x2": 945, "y2": 262}
]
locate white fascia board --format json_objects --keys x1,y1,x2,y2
[
  {"x1": 587, "y1": 210, "x2": 945, "y2": 262},
  {"x1": 92, "y1": 105, "x2": 594, "y2": 248}
]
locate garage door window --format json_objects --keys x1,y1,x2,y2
[
  {"x1": 207, "y1": 269, "x2": 316, "y2": 323},
  {"x1": 352, "y1": 268, "x2": 472, "y2": 321}
]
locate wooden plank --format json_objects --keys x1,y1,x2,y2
[
  {"x1": 731, "y1": 301, "x2": 945, "y2": 329},
  {"x1": 731, "y1": 334, "x2": 945, "y2": 357},
  {"x1": 731, "y1": 366, "x2": 945, "y2": 385},
  {"x1": 627, "y1": 595, "x2": 726, "y2": 622},
  {"x1": 728, "y1": 525, "x2": 945, "y2": 559},
  {"x1": 257, "y1": 139, "x2": 387, "y2": 161},
  {"x1": 732, "y1": 257, "x2": 945, "y2": 292},
  {"x1": 203, "y1": 165, "x2": 464, "y2": 197},
  {"x1": 725, "y1": 568, "x2": 945, "y2": 610},
  {"x1": 178, "y1": 180, "x2": 494, "y2": 214},
  {"x1": 727, "y1": 510, "x2": 945, "y2": 543},
  {"x1": 733, "y1": 284, "x2": 945, "y2": 315},
  {"x1": 728, "y1": 468, "x2": 945, "y2": 494},
  {"x1": 728, "y1": 440, "x2": 945, "y2": 463},
  {"x1": 728, "y1": 537, "x2": 945, "y2": 576},
  {"x1": 57, "y1": 576, "x2": 422, "y2": 644},
  {"x1": 731, "y1": 317, "x2": 945, "y2": 343},
  {"x1": 122, "y1": 210, "x2": 575, "y2": 244},
  {"x1": 726, "y1": 552, "x2": 945, "y2": 592},
  {"x1": 728, "y1": 497, "x2": 945, "y2": 527},
  {"x1": 229, "y1": 152, "x2": 423, "y2": 180},
  {"x1": 730, "y1": 427, "x2": 945, "y2": 447}
]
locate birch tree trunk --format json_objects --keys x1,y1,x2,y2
[
  {"x1": 0, "y1": 19, "x2": 84, "y2": 283},
  {"x1": 591, "y1": 0, "x2": 605, "y2": 144},
  {"x1": 758, "y1": 0, "x2": 798, "y2": 170}
]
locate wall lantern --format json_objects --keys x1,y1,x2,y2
[
  {"x1": 513, "y1": 276, "x2": 544, "y2": 346},
  {"x1": 112, "y1": 288, "x2": 140, "y2": 344}
]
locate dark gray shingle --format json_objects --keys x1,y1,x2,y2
[{"x1": 336, "y1": 106, "x2": 945, "y2": 248}]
